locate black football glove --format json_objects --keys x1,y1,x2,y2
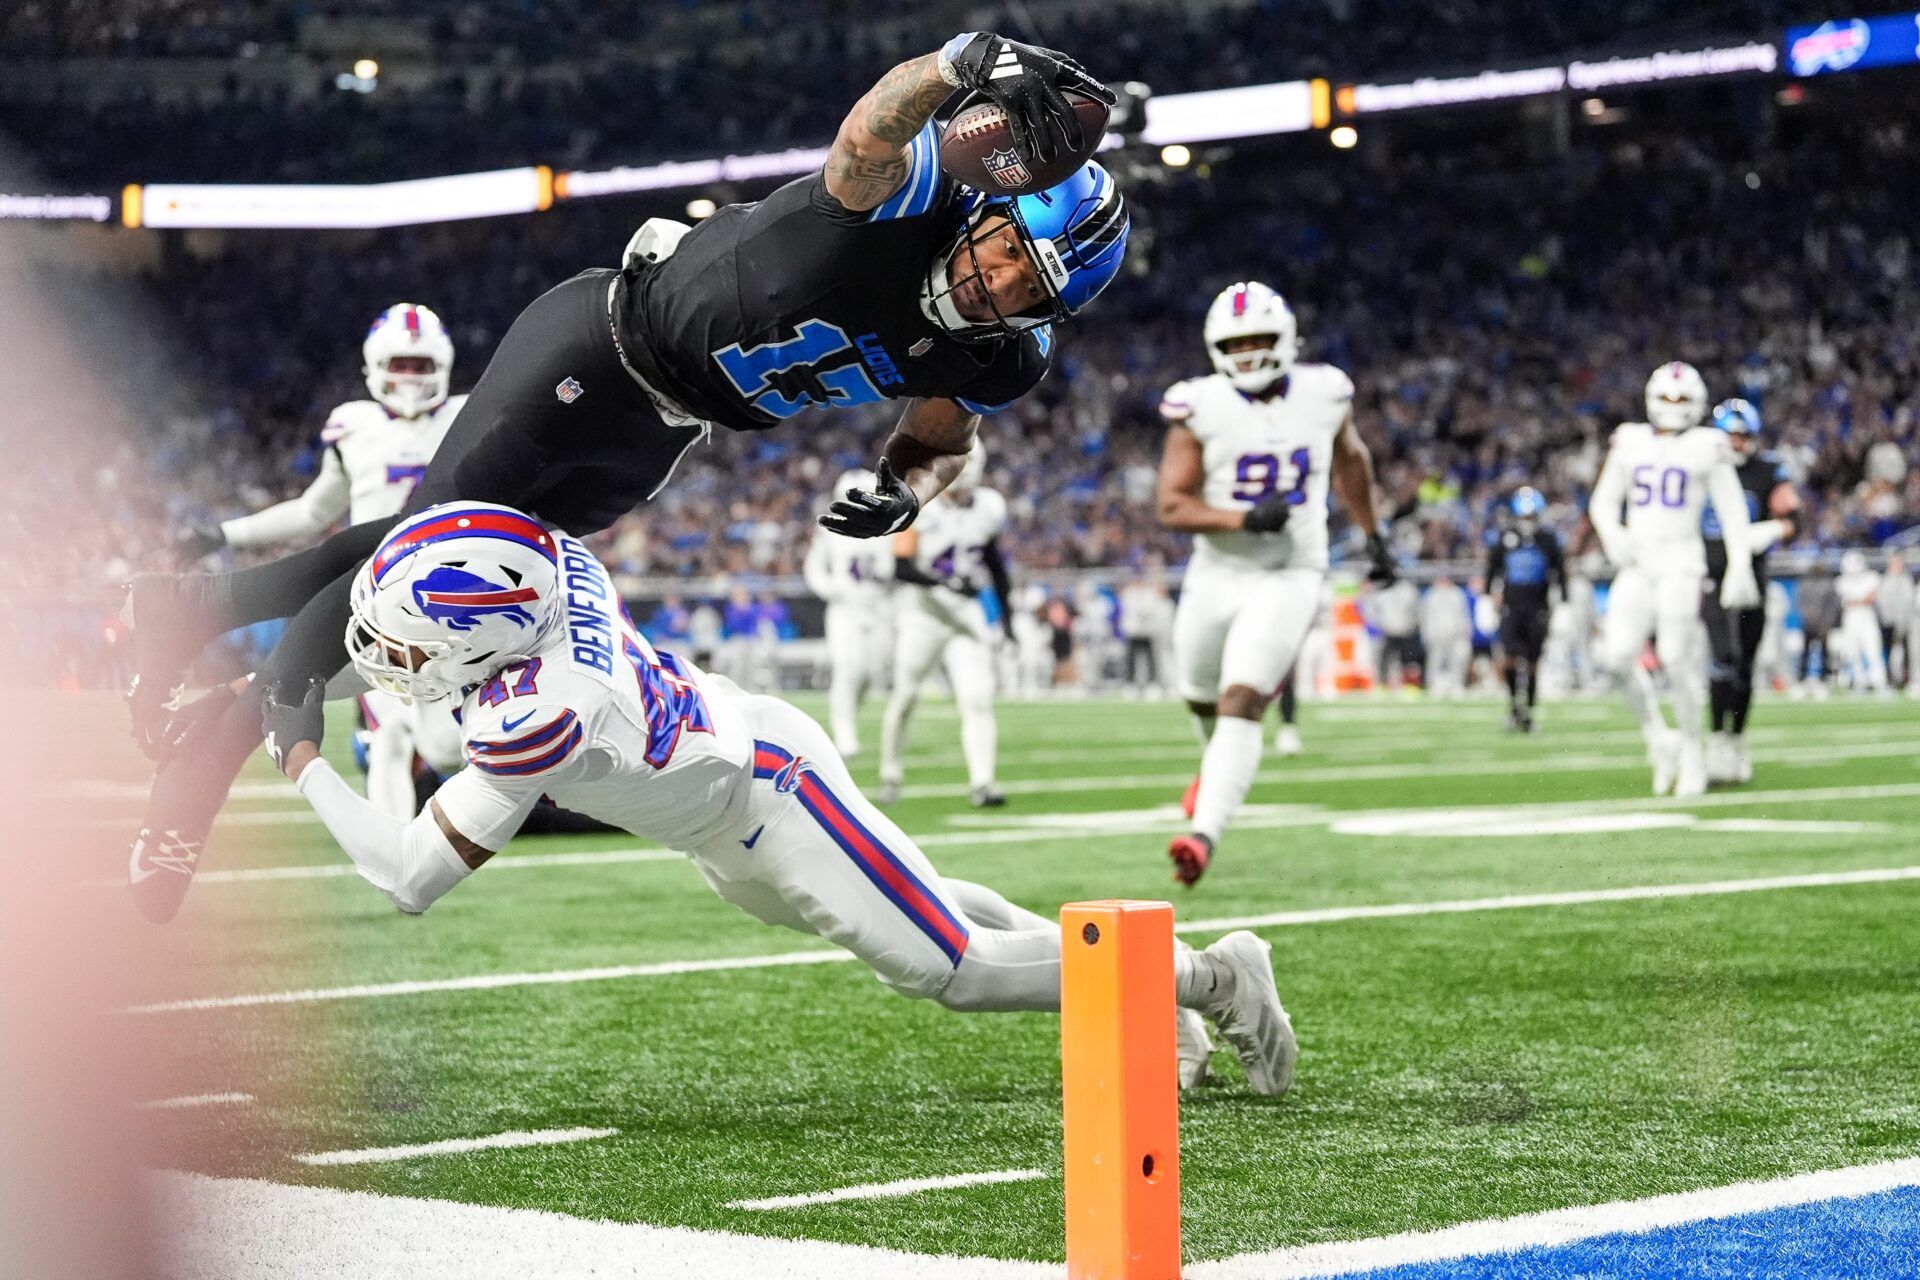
[
  {"x1": 1242, "y1": 494, "x2": 1293, "y2": 535},
  {"x1": 939, "y1": 32, "x2": 1114, "y2": 165},
  {"x1": 130, "y1": 677, "x2": 236, "y2": 763},
  {"x1": 819, "y1": 459, "x2": 920, "y2": 539},
  {"x1": 261, "y1": 676, "x2": 327, "y2": 774},
  {"x1": 176, "y1": 521, "x2": 226, "y2": 560},
  {"x1": 1365, "y1": 532, "x2": 1398, "y2": 585}
]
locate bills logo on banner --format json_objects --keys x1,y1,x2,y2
[
  {"x1": 983, "y1": 147, "x2": 1032, "y2": 189},
  {"x1": 1788, "y1": 19, "x2": 1872, "y2": 75}
]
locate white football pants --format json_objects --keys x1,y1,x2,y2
[
  {"x1": 1173, "y1": 564, "x2": 1323, "y2": 703},
  {"x1": 882, "y1": 596, "x2": 997, "y2": 789},
  {"x1": 1602, "y1": 566, "x2": 1706, "y2": 745},
  {"x1": 823, "y1": 602, "x2": 888, "y2": 754},
  {"x1": 1841, "y1": 606, "x2": 1888, "y2": 690},
  {"x1": 360, "y1": 691, "x2": 466, "y2": 818}
]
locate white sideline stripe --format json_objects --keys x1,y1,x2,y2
[
  {"x1": 129, "y1": 865, "x2": 1920, "y2": 1014},
  {"x1": 1186, "y1": 1155, "x2": 1920, "y2": 1278},
  {"x1": 156, "y1": 1172, "x2": 1054, "y2": 1279},
  {"x1": 136, "y1": 1091, "x2": 254, "y2": 1111},
  {"x1": 295, "y1": 1126, "x2": 616, "y2": 1167},
  {"x1": 728, "y1": 1168, "x2": 1049, "y2": 1211}
]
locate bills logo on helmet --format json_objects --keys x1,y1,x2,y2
[
  {"x1": 983, "y1": 147, "x2": 1032, "y2": 189},
  {"x1": 411, "y1": 566, "x2": 539, "y2": 631}
]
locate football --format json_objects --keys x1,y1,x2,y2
[{"x1": 938, "y1": 90, "x2": 1111, "y2": 196}]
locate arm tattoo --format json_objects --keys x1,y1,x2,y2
[{"x1": 828, "y1": 53, "x2": 952, "y2": 211}]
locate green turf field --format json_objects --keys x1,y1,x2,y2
[{"x1": 118, "y1": 692, "x2": 1920, "y2": 1266}]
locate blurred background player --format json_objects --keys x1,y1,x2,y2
[
  {"x1": 1589, "y1": 362, "x2": 1758, "y2": 798},
  {"x1": 1486, "y1": 486, "x2": 1566, "y2": 732},
  {"x1": 1836, "y1": 550, "x2": 1888, "y2": 694},
  {"x1": 1116, "y1": 566, "x2": 1175, "y2": 698},
  {"x1": 1420, "y1": 573, "x2": 1474, "y2": 701},
  {"x1": 181, "y1": 303, "x2": 466, "y2": 817},
  {"x1": 1794, "y1": 563, "x2": 1840, "y2": 699},
  {"x1": 1370, "y1": 575, "x2": 1422, "y2": 692},
  {"x1": 1700, "y1": 399, "x2": 1798, "y2": 784},
  {"x1": 1157, "y1": 281, "x2": 1391, "y2": 886},
  {"x1": 1877, "y1": 553, "x2": 1912, "y2": 691},
  {"x1": 803, "y1": 469, "x2": 896, "y2": 756},
  {"x1": 879, "y1": 441, "x2": 1014, "y2": 807}
]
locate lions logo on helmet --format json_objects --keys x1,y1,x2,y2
[
  {"x1": 1204, "y1": 282, "x2": 1298, "y2": 394},
  {"x1": 1644, "y1": 361, "x2": 1708, "y2": 433},
  {"x1": 348, "y1": 502, "x2": 562, "y2": 702},
  {"x1": 364, "y1": 303, "x2": 455, "y2": 419}
]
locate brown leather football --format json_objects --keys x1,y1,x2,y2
[{"x1": 937, "y1": 91, "x2": 1110, "y2": 196}]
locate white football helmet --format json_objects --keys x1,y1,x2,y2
[
  {"x1": 947, "y1": 439, "x2": 988, "y2": 493},
  {"x1": 1204, "y1": 281, "x2": 1298, "y2": 393},
  {"x1": 347, "y1": 503, "x2": 564, "y2": 702},
  {"x1": 1841, "y1": 549, "x2": 1868, "y2": 577},
  {"x1": 363, "y1": 303, "x2": 454, "y2": 418},
  {"x1": 1644, "y1": 361, "x2": 1708, "y2": 433}
]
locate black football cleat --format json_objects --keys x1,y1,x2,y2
[{"x1": 128, "y1": 825, "x2": 205, "y2": 923}]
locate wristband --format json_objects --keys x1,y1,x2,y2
[{"x1": 937, "y1": 32, "x2": 978, "y2": 86}]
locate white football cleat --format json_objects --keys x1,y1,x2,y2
[
  {"x1": 1732, "y1": 732, "x2": 1753, "y2": 783},
  {"x1": 1649, "y1": 731, "x2": 1681, "y2": 797},
  {"x1": 1705, "y1": 731, "x2": 1735, "y2": 784},
  {"x1": 1199, "y1": 931, "x2": 1296, "y2": 1096},
  {"x1": 1176, "y1": 1006, "x2": 1214, "y2": 1089},
  {"x1": 1274, "y1": 724, "x2": 1303, "y2": 756},
  {"x1": 1674, "y1": 738, "x2": 1707, "y2": 798}
]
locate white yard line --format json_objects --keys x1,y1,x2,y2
[
  {"x1": 135, "y1": 1091, "x2": 255, "y2": 1111},
  {"x1": 199, "y1": 847, "x2": 680, "y2": 884},
  {"x1": 728, "y1": 1168, "x2": 1049, "y2": 1211},
  {"x1": 155, "y1": 1171, "x2": 1054, "y2": 1280},
  {"x1": 1186, "y1": 1155, "x2": 1920, "y2": 1278},
  {"x1": 130, "y1": 864, "x2": 1920, "y2": 1014},
  {"x1": 295, "y1": 1126, "x2": 616, "y2": 1168}
]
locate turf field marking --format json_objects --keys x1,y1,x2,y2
[
  {"x1": 294, "y1": 1126, "x2": 617, "y2": 1167},
  {"x1": 1185, "y1": 1155, "x2": 1920, "y2": 1278},
  {"x1": 727, "y1": 1168, "x2": 1049, "y2": 1211},
  {"x1": 196, "y1": 847, "x2": 680, "y2": 884},
  {"x1": 157, "y1": 1172, "x2": 1054, "y2": 1279},
  {"x1": 135, "y1": 1091, "x2": 254, "y2": 1111},
  {"x1": 130, "y1": 865, "x2": 1920, "y2": 1013},
  {"x1": 1329, "y1": 811, "x2": 1886, "y2": 839}
]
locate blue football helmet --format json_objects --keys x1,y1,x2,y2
[
  {"x1": 1711, "y1": 398, "x2": 1761, "y2": 437},
  {"x1": 925, "y1": 160, "x2": 1129, "y2": 344},
  {"x1": 1510, "y1": 486, "x2": 1546, "y2": 519}
]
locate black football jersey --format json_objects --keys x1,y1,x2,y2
[
  {"x1": 614, "y1": 127, "x2": 1052, "y2": 433},
  {"x1": 1705, "y1": 450, "x2": 1789, "y2": 582},
  {"x1": 1486, "y1": 526, "x2": 1564, "y2": 613}
]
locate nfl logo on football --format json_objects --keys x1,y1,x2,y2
[
  {"x1": 555, "y1": 376, "x2": 584, "y2": 403},
  {"x1": 983, "y1": 146, "x2": 1031, "y2": 189}
]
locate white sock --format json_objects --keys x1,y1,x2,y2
[
  {"x1": 829, "y1": 668, "x2": 860, "y2": 750},
  {"x1": 1174, "y1": 948, "x2": 1236, "y2": 1012},
  {"x1": 937, "y1": 927, "x2": 1060, "y2": 1012},
  {"x1": 1190, "y1": 715, "x2": 1262, "y2": 843},
  {"x1": 959, "y1": 701, "x2": 997, "y2": 790},
  {"x1": 1620, "y1": 664, "x2": 1668, "y2": 746},
  {"x1": 879, "y1": 691, "x2": 913, "y2": 783}
]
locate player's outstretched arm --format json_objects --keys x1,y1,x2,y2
[
  {"x1": 821, "y1": 398, "x2": 977, "y2": 537},
  {"x1": 826, "y1": 53, "x2": 954, "y2": 212}
]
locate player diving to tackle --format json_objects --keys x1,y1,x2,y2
[
  {"x1": 1588, "y1": 363, "x2": 1760, "y2": 798},
  {"x1": 180, "y1": 303, "x2": 468, "y2": 817},
  {"x1": 1700, "y1": 399, "x2": 1798, "y2": 783},
  {"x1": 1157, "y1": 282, "x2": 1394, "y2": 887},
  {"x1": 879, "y1": 439, "x2": 1014, "y2": 808},
  {"x1": 122, "y1": 33, "x2": 1130, "y2": 922},
  {"x1": 802, "y1": 469, "x2": 896, "y2": 758},
  {"x1": 258, "y1": 504, "x2": 1297, "y2": 1093}
]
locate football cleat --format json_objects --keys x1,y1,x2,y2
[
  {"x1": 1199, "y1": 930, "x2": 1296, "y2": 1096},
  {"x1": 1705, "y1": 732, "x2": 1736, "y2": 784},
  {"x1": 1274, "y1": 725, "x2": 1303, "y2": 756},
  {"x1": 1176, "y1": 1006, "x2": 1214, "y2": 1089},
  {"x1": 128, "y1": 826, "x2": 204, "y2": 923},
  {"x1": 1674, "y1": 739, "x2": 1707, "y2": 799},
  {"x1": 1169, "y1": 832, "x2": 1213, "y2": 887},
  {"x1": 1649, "y1": 731, "x2": 1681, "y2": 797},
  {"x1": 1180, "y1": 774, "x2": 1201, "y2": 820},
  {"x1": 875, "y1": 778, "x2": 902, "y2": 806},
  {"x1": 969, "y1": 784, "x2": 1007, "y2": 808}
]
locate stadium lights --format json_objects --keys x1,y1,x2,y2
[
  {"x1": 129, "y1": 167, "x2": 553, "y2": 229},
  {"x1": 685, "y1": 196, "x2": 717, "y2": 219},
  {"x1": 1329, "y1": 125, "x2": 1358, "y2": 149},
  {"x1": 0, "y1": 193, "x2": 112, "y2": 221},
  {"x1": 353, "y1": 58, "x2": 380, "y2": 80},
  {"x1": 1159, "y1": 144, "x2": 1191, "y2": 167}
]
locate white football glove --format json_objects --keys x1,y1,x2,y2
[{"x1": 1720, "y1": 559, "x2": 1762, "y2": 611}]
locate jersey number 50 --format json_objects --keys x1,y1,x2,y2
[
  {"x1": 1233, "y1": 448, "x2": 1312, "y2": 505},
  {"x1": 1631, "y1": 464, "x2": 1688, "y2": 509},
  {"x1": 712, "y1": 319, "x2": 886, "y2": 419}
]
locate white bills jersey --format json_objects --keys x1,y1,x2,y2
[
  {"x1": 324, "y1": 396, "x2": 465, "y2": 524},
  {"x1": 1837, "y1": 569, "x2": 1879, "y2": 611},
  {"x1": 1159, "y1": 364, "x2": 1352, "y2": 572},
  {"x1": 803, "y1": 525, "x2": 894, "y2": 611},
  {"x1": 433, "y1": 531, "x2": 753, "y2": 855},
  {"x1": 1604, "y1": 423, "x2": 1736, "y2": 561},
  {"x1": 899, "y1": 487, "x2": 1008, "y2": 624}
]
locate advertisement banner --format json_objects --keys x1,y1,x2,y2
[{"x1": 1786, "y1": 12, "x2": 1920, "y2": 77}]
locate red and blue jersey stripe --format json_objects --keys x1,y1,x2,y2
[
  {"x1": 468, "y1": 710, "x2": 582, "y2": 776},
  {"x1": 751, "y1": 741, "x2": 969, "y2": 966},
  {"x1": 370, "y1": 507, "x2": 557, "y2": 585}
]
